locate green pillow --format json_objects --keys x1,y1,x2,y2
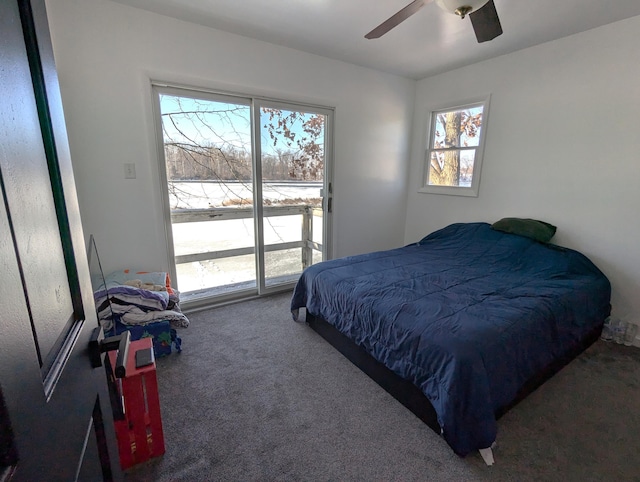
[{"x1": 491, "y1": 218, "x2": 557, "y2": 243}]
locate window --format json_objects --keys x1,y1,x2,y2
[{"x1": 421, "y1": 96, "x2": 490, "y2": 197}]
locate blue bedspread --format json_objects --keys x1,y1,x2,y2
[{"x1": 291, "y1": 223, "x2": 610, "y2": 456}]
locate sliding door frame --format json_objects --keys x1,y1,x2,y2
[
  {"x1": 151, "y1": 81, "x2": 334, "y2": 309},
  {"x1": 252, "y1": 98, "x2": 334, "y2": 295}
]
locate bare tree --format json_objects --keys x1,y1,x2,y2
[
  {"x1": 160, "y1": 96, "x2": 325, "y2": 208},
  {"x1": 262, "y1": 108, "x2": 324, "y2": 181},
  {"x1": 429, "y1": 109, "x2": 482, "y2": 186}
]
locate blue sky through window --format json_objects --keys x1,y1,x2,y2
[{"x1": 160, "y1": 95, "x2": 324, "y2": 157}]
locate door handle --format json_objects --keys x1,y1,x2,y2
[{"x1": 88, "y1": 327, "x2": 131, "y2": 378}]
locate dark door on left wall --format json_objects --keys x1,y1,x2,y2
[{"x1": 0, "y1": 0, "x2": 121, "y2": 480}]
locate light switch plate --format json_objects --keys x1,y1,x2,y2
[{"x1": 124, "y1": 163, "x2": 136, "y2": 179}]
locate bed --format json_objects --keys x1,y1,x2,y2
[{"x1": 291, "y1": 222, "x2": 610, "y2": 461}]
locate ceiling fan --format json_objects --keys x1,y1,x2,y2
[{"x1": 365, "y1": 0, "x2": 503, "y2": 43}]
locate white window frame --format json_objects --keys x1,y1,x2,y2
[
  {"x1": 420, "y1": 95, "x2": 491, "y2": 197},
  {"x1": 150, "y1": 81, "x2": 334, "y2": 307}
]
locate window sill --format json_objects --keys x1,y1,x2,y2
[{"x1": 418, "y1": 185, "x2": 479, "y2": 197}]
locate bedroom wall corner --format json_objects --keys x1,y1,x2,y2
[{"x1": 404, "y1": 15, "x2": 640, "y2": 337}]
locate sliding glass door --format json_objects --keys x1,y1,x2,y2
[
  {"x1": 258, "y1": 102, "x2": 328, "y2": 288},
  {"x1": 153, "y1": 85, "x2": 332, "y2": 304}
]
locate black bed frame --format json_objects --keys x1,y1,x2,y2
[{"x1": 306, "y1": 312, "x2": 602, "y2": 440}]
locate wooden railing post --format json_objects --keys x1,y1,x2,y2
[{"x1": 301, "y1": 206, "x2": 312, "y2": 269}]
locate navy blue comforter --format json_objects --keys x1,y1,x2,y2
[{"x1": 291, "y1": 223, "x2": 610, "y2": 456}]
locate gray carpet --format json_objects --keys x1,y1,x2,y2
[{"x1": 124, "y1": 292, "x2": 640, "y2": 481}]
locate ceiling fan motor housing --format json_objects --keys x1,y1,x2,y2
[{"x1": 435, "y1": 0, "x2": 490, "y2": 17}]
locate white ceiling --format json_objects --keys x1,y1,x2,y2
[{"x1": 111, "y1": 0, "x2": 640, "y2": 79}]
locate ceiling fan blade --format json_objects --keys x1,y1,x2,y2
[
  {"x1": 365, "y1": 0, "x2": 429, "y2": 39},
  {"x1": 469, "y1": 0, "x2": 503, "y2": 43}
]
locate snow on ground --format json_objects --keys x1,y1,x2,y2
[
  {"x1": 169, "y1": 180, "x2": 322, "y2": 209},
  {"x1": 169, "y1": 181, "x2": 323, "y2": 296}
]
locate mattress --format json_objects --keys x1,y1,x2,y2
[{"x1": 291, "y1": 222, "x2": 611, "y2": 455}]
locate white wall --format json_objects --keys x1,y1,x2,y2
[
  {"x1": 406, "y1": 16, "x2": 640, "y2": 325},
  {"x1": 44, "y1": 0, "x2": 415, "y2": 277},
  {"x1": 46, "y1": 0, "x2": 640, "y2": 326}
]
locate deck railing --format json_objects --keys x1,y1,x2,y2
[{"x1": 170, "y1": 204, "x2": 322, "y2": 272}]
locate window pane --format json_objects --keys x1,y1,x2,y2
[
  {"x1": 428, "y1": 149, "x2": 476, "y2": 187},
  {"x1": 172, "y1": 218, "x2": 254, "y2": 256},
  {"x1": 264, "y1": 248, "x2": 303, "y2": 287},
  {"x1": 260, "y1": 106, "x2": 326, "y2": 287},
  {"x1": 159, "y1": 93, "x2": 256, "y2": 297},
  {"x1": 176, "y1": 255, "x2": 257, "y2": 294},
  {"x1": 460, "y1": 150, "x2": 476, "y2": 187},
  {"x1": 433, "y1": 105, "x2": 483, "y2": 148},
  {"x1": 263, "y1": 214, "x2": 302, "y2": 245}
]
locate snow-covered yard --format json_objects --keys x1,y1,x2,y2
[{"x1": 170, "y1": 181, "x2": 323, "y2": 296}]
